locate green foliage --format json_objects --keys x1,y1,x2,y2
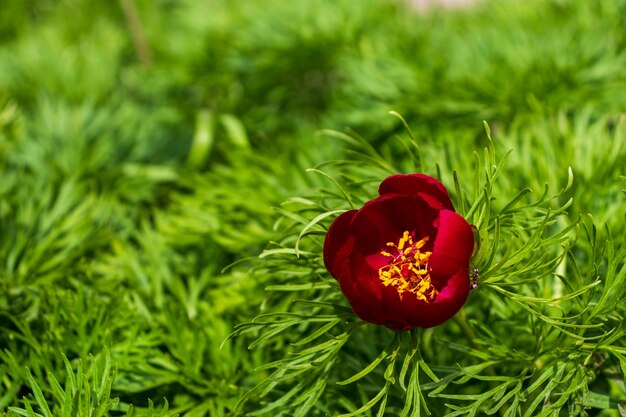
[
  {"x1": 1, "y1": 352, "x2": 176, "y2": 417},
  {"x1": 0, "y1": 0, "x2": 625, "y2": 416},
  {"x1": 235, "y1": 121, "x2": 625, "y2": 416}
]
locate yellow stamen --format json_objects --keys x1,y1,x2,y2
[{"x1": 377, "y1": 231, "x2": 438, "y2": 302}]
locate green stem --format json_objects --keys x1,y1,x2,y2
[
  {"x1": 455, "y1": 308, "x2": 477, "y2": 343},
  {"x1": 119, "y1": 0, "x2": 152, "y2": 66}
]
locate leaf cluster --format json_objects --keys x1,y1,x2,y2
[
  {"x1": 0, "y1": 0, "x2": 624, "y2": 416},
  {"x1": 234, "y1": 120, "x2": 626, "y2": 416}
]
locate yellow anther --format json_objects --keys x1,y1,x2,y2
[
  {"x1": 415, "y1": 238, "x2": 428, "y2": 249},
  {"x1": 377, "y1": 231, "x2": 438, "y2": 302}
]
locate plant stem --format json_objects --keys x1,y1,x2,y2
[{"x1": 119, "y1": 0, "x2": 152, "y2": 66}]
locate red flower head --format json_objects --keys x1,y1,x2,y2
[{"x1": 323, "y1": 174, "x2": 474, "y2": 331}]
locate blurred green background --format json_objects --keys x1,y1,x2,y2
[{"x1": 0, "y1": 0, "x2": 624, "y2": 415}]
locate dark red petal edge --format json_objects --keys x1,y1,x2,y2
[
  {"x1": 404, "y1": 266, "x2": 471, "y2": 329},
  {"x1": 373, "y1": 266, "x2": 468, "y2": 330},
  {"x1": 323, "y1": 210, "x2": 357, "y2": 279},
  {"x1": 349, "y1": 194, "x2": 439, "y2": 255},
  {"x1": 378, "y1": 174, "x2": 454, "y2": 211},
  {"x1": 343, "y1": 254, "x2": 387, "y2": 326},
  {"x1": 429, "y1": 210, "x2": 475, "y2": 280}
]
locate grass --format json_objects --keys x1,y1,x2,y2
[{"x1": 0, "y1": 0, "x2": 625, "y2": 416}]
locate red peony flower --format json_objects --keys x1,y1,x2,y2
[{"x1": 323, "y1": 174, "x2": 474, "y2": 331}]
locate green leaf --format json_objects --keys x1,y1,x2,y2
[{"x1": 337, "y1": 335, "x2": 399, "y2": 386}]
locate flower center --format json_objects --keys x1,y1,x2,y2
[{"x1": 378, "y1": 230, "x2": 438, "y2": 302}]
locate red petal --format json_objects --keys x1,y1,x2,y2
[
  {"x1": 378, "y1": 174, "x2": 454, "y2": 211},
  {"x1": 400, "y1": 267, "x2": 470, "y2": 329},
  {"x1": 342, "y1": 252, "x2": 386, "y2": 325},
  {"x1": 348, "y1": 246, "x2": 470, "y2": 331},
  {"x1": 323, "y1": 210, "x2": 357, "y2": 280},
  {"x1": 429, "y1": 210, "x2": 474, "y2": 280},
  {"x1": 370, "y1": 269, "x2": 470, "y2": 331},
  {"x1": 380, "y1": 284, "x2": 415, "y2": 330},
  {"x1": 436, "y1": 263, "x2": 471, "y2": 305},
  {"x1": 339, "y1": 236, "x2": 470, "y2": 330},
  {"x1": 350, "y1": 194, "x2": 438, "y2": 255}
]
